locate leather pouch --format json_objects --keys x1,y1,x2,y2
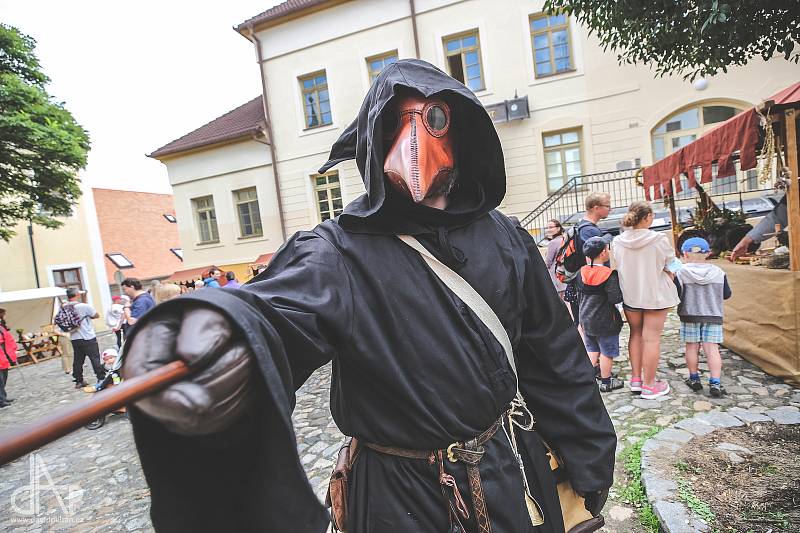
[{"x1": 326, "y1": 437, "x2": 359, "y2": 532}]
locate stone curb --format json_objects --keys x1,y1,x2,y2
[{"x1": 640, "y1": 405, "x2": 800, "y2": 533}]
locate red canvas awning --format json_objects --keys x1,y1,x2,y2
[
  {"x1": 165, "y1": 266, "x2": 208, "y2": 283},
  {"x1": 642, "y1": 81, "x2": 800, "y2": 200},
  {"x1": 642, "y1": 109, "x2": 760, "y2": 200},
  {"x1": 251, "y1": 253, "x2": 274, "y2": 265},
  {"x1": 769, "y1": 81, "x2": 800, "y2": 109}
]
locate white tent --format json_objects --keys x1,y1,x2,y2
[{"x1": 0, "y1": 287, "x2": 67, "y2": 335}]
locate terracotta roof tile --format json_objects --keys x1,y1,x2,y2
[
  {"x1": 149, "y1": 96, "x2": 265, "y2": 158},
  {"x1": 92, "y1": 189, "x2": 183, "y2": 283},
  {"x1": 236, "y1": 0, "x2": 334, "y2": 31}
]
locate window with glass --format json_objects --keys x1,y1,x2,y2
[
  {"x1": 313, "y1": 172, "x2": 343, "y2": 222},
  {"x1": 652, "y1": 102, "x2": 744, "y2": 161},
  {"x1": 300, "y1": 71, "x2": 331, "y2": 128},
  {"x1": 233, "y1": 187, "x2": 263, "y2": 238},
  {"x1": 367, "y1": 51, "x2": 398, "y2": 82},
  {"x1": 543, "y1": 129, "x2": 582, "y2": 192},
  {"x1": 443, "y1": 31, "x2": 484, "y2": 91},
  {"x1": 53, "y1": 268, "x2": 86, "y2": 302},
  {"x1": 530, "y1": 13, "x2": 572, "y2": 77},
  {"x1": 192, "y1": 195, "x2": 219, "y2": 244}
]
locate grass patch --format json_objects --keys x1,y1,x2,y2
[
  {"x1": 739, "y1": 508, "x2": 790, "y2": 530},
  {"x1": 675, "y1": 459, "x2": 701, "y2": 476},
  {"x1": 759, "y1": 463, "x2": 779, "y2": 476},
  {"x1": 677, "y1": 477, "x2": 716, "y2": 524},
  {"x1": 615, "y1": 426, "x2": 662, "y2": 532}
]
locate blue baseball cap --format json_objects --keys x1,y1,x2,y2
[{"x1": 681, "y1": 237, "x2": 710, "y2": 253}]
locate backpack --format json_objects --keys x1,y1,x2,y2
[
  {"x1": 555, "y1": 221, "x2": 593, "y2": 283},
  {"x1": 54, "y1": 302, "x2": 83, "y2": 332}
]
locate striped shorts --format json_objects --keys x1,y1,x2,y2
[{"x1": 680, "y1": 322, "x2": 723, "y2": 344}]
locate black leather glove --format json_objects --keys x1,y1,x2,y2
[
  {"x1": 121, "y1": 305, "x2": 256, "y2": 436},
  {"x1": 582, "y1": 489, "x2": 609, "y2": 517}
]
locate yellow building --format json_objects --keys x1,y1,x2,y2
[
  {"x1": 151, "y1": 0, "x2": 800, "y2": 259},
  {"x1": 0, "y1": 183, "x2": 112, "y2": 332}
]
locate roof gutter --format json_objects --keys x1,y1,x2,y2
[{"x1": 245, "y1": 24, "x2": 288, "y2": 243}]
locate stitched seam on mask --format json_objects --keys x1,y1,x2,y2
[{"x1": 410, "y1": 114, "x2": 420, "y2": 200}]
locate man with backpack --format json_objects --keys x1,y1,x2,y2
[
  {"x1": 557, "y1": 192, "x2": 612, "y2": 324},
  {"x1": 55, "y1": 288, "x2": 105, "y2": 389}
]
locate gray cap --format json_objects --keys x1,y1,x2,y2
[{"x1": 582, "y1": 234, "x2": 614, "y2": 260}]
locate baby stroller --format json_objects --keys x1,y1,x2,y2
[{"x1": 85, "y1": 348, "x2": 127, "y2": 430}]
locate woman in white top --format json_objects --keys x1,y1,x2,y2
[{"x1": 613, "y1": 201, "x2": 680, "y2": 400}]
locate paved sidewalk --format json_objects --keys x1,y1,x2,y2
[{"x1": 0, "y1": 314, "x2": 797, "y2": 532}]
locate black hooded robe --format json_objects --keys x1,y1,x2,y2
[{"x1": 127, "y1": 59, "x2": 615, "y2": 533}]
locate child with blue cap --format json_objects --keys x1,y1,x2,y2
[{"x1": 675, "y1": 237, "x2": 732, "y2": 397}]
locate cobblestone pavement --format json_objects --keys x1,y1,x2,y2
[{"x1": 1, "y1": 315, "x2": 798, "y2": 532}]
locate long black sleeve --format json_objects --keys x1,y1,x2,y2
[
  {"x1": 515, "y1": 228, "x2": 616, "y2": 494},
  {"x1": 127, "y1": 231, "x2": 355, "y2": 533},
  {"x1": 606, "y1": 271, "x2": 624, "y2": 305}
]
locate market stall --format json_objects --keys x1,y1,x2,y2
[
  {"x1": 713, "y1": 260, "x2": 799, "y2": 385},
  {"x1": 0, "y1": 287, "x2": 66, "y2": 366},
  {"x1": 641, "y1": 81, "x2": 800, "y2": 385}
]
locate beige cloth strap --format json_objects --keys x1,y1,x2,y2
[{"x1": 397, "y1": 235, "x2": 518, "y2": 392}]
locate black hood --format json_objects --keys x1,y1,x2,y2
[{"x1": 318, "y1": 59, "x2": 505, "y2": 234}]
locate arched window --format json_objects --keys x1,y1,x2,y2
[{"x1": 651, "y1": 100, "x2": 751, "y2": 195}]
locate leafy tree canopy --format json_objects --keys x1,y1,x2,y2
[
  {"x1": 0, "y1": 24, "x2": 90, "y2": 241},
  {"x1": 543, "y1": 1, "x2": 800, "y2": 80}
]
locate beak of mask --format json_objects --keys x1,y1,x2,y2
[{"x1": 383, "y1": 94, "x2": 456, "y2": 203}]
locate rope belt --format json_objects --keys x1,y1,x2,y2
[{"x1": 363, "y1": 417, "x2": 503, "y2": 533}]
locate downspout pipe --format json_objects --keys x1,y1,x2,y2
[
  {"x1": 28, "y1": 219, "x2": 41, "y2": 288},
  {"x1": 409, "y1": 0, "x2": 420, "y2": 59},
  {"x1": 245, "y1": 24, "x2": 288, "y2": 243}
]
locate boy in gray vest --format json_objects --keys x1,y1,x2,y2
[{"x1": 675, "y1": 237, "x2": 732, "y2": 397}]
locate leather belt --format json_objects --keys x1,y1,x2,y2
[{"x1": 363, "y1": 417, "x2": 502, "y2": 533}]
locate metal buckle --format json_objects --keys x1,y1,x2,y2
[{"x1": 446, "y1": 442, "x2": 460, "y2": 463}]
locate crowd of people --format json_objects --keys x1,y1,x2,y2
[
  {"x1": 175, "y1": 266, "x2": 242, "y2": 292},
  {"x1": 0, "y1": 266, "x2": 244, "y2": 407},
  {"x1": 543, "y1": 191, "x2": 733, "y2": 401}
]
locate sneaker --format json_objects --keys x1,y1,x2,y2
[
  {"x1": 599, "y1": 377, "x2": 625, "y2": 393},
  {"x1": 629, "y1": 379, "x2": 643, "y2": 393},
  {"x1": 75, "y1": 381, "x2": 88, "y2": 389},
  {"x1": 640, "y1": 381, "x2": 670, "y2": 400},
  {"x1": 684, "y1": 377, "x2": 703, "y2": 392},
  {"x1": 709, "y1": 383, "x2": 727, "y2": 398}
]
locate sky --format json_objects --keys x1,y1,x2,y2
[{"x1": 0, "y1": 0, "x2": 282, "y2": 193}]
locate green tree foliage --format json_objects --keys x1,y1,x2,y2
[
  {"x1": 543, "y1": 1, "x2": 800, "y2": 80},
  {"x1": 0, "y1": 24, "x2": 90, "y2": 241}
]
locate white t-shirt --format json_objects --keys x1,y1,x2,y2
[
  {"x1": 69, "y1": 303, "x2": 97, "y2": 341},
  {"x1": 106, "y1": 303, "x2": 124, "y2": 329}
]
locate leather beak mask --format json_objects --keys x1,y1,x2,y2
[{"x1": 383, "y1": 95, "x2": 455, "y2": 203}]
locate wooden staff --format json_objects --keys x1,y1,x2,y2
[{"x1": 0, "y1": 360, "x2": 191, "y2": 466}]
